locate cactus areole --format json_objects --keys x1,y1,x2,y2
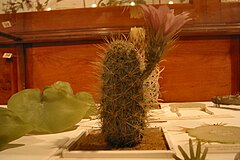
[{"x1": 100, "y1": 40, "x2": 146, "y2": 148}]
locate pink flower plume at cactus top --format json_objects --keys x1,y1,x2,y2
[{"x1": 139, "y1": 4, "x2": 191, "y2": 36}]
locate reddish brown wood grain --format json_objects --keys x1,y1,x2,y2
[
  {"x1": 159, "y1": 37, "x2": 232, "y2": 102},
  {"x1": 24, "y1": 37, "x2": 234, "y2": 102},
  {"x1": 25, "y1": 42, "x2": 102, "y2": 101},
  {"x1": 0, "y1": 0, "x2": 239, "y2": 104},
  {"x1": 0, "y1": 0, "x2": 239, "y2": 44},
  {"x1": 230, "y1": 36, "x2": 240, "y2": 94},
  {"x1": 0, "y1": 47, "x2": 18, "y2": 104}
]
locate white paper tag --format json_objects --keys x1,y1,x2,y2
[
  {"x1": 2, "y1": 53, "x2": 13, "y2": 59},
  {"x1": 1, "y1": 21, "x2": 12, "y2": 28}
]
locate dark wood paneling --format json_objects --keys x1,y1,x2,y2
[
  {"x1": 159, "y1": 36, "x2": 232, "y2": 102},
  {"x1": 220, "y1": 2, "x2": 240, "y2": 23},
  {"x1": 16, "y1": 44, "x2": 26, "y2": 91},
  {"x1": 230, "y1": 36, "x2": 240, "y2": 94},
  {"x1": 0, "y1": 6, "x2": 143, "y2": 43},
  {"x1": 24, "y1": 36, "x2": 234, "y2": 102},
  {"x1": 25, "y1": 42, "x2": 102, "y2": 101},
  {"x1": 0, "y1": 0, "x2": 239, "y2": 103},
  {"x1": 0, "y1": 0, "x2": 239, "y2": 44},
  {"x1": 0, "y1": 47, "x2": 18, "y2": 104}
]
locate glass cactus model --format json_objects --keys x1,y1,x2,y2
[
  {"x1": 173, "y1": 139, "x2": 208, "y2": 160},
  {"x1": 100, "y1": 39, "x2": 146, "y2": 147},
  {"x1": 99, "y1": 4, "x2": 191, "y2": 148}
]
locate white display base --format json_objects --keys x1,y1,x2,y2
[
  {"x1": 205, "y1": 143, "x2": 240, "y2": 153},
  {"x1": 62, "y1": 127, "x2": 175, "y2": 159}
]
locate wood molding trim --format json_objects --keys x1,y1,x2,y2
[
  {"x1": 231, "y1": 36, "x2": 240, "y2": 94},
  {"x1": 0, "y1": 24, "x2": 239, "y2": 44},
  {"x1": 0, "y1": 0, "x2": 239, "y2": 44},
  {"x1": 16, "y1": 44, "x2": 26, "y2": 90}
]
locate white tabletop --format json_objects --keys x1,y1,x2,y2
[
  {"x1": 156, "y1": 102, "x2": 240, "y2": 160},
  {"x1": 0, "y1": 102, "x2": 239, "y2": 160}
]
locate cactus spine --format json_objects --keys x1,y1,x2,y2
[
  {"x1": 99, "y1": 4, "x2": 191, "y2": 148},
  {"x1": 100, "y1": 39, "x2": 145, "y2": 147},
  {"x1": 100, "y1": 37, "x2": 162, "y2": 148}
]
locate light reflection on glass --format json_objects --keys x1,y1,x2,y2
[
  {"x1": 0, "y1": 0, "x2": 190, "y2": 14},
  {"x1": 221, "y1": 0, "x2": 240, "y2": 2}
]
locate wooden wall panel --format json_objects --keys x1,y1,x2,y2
[
  {"x1": 205, "y1": 0, "x2": 221, "y2": 23},
  {"x1": 220, "y1": 2, "x2": 240, "y2": 23},
  {"x1": 230, "y1": 36, "x2": 240, "y2": 94},
  {"x1": 0, "y1": 47, "x2": 18, "y2": 104},
  {"x1": 25, "y1": 42, "x2": 102, "y2": 101},
  {"x1": 159, "y1": 37, "x2": 232, "y2": 102},
  {"x1": 0, "y1": 0, "x2": 239, "y2": 104},
  {"x1": 25, "y1": 36, "x2": 234, "y2": 102},
  {"x1": 0, "y1": 0, "x2": 239, "y2": 44}
]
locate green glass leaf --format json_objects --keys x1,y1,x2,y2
[
  {"x1": 8, "y1": 81, "x2": 95, "y2": 133},
  {"x1": 7, "y1": 88, "x2": 44, "y2": 131},
  {"x1": 76, "y1": 92, "x2": 98, "y2": 118},
  {"x1": 0, "y1": 108, "x2": 33, "y2": 150},
  {"x1": 187, "y1": 125, "x2": 240, "y2": 144},
  {"x1": 173, "y1": 139, "x2": 208, "y2": 160}
]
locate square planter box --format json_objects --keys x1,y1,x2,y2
[{"x1": 62, "y1": 127, "x2": 175, "y2": 159}]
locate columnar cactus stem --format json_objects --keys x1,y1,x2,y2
[
  {"x1": 100, "y1": 40, "x2": 146, "y2": 147},
  {"x1": 99, "y1": 4, "x2": 191, "y2": 148}
]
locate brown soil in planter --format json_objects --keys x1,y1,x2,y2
[{"x1": 69, "y1": 128, "x2": 169, "y2": 151}]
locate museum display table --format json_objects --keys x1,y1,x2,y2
[{"x1": 0, "y1": 102, "x2": 239, "y2": 160}]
